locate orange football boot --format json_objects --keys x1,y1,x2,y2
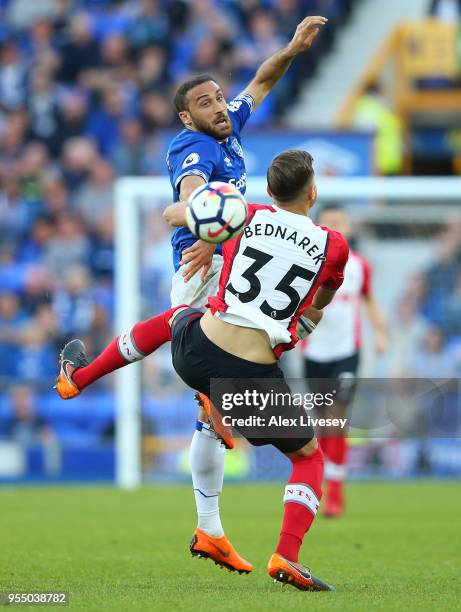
[
  {"x1": 190, "y1": 528, "x2": 253, "y2": 574},
  {"x1": 54, "y1": 339, "x2": 88, "y2": 399},
  {"x1": 196, "y1": 392, "x2": 234, "y2": 449},
  {"x1": 268, "y1": 553, "x2": 334, "y2": 591}
]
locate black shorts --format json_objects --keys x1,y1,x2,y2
[
  {"x1": 304, "y1": 353, "x2": 359, "y2": 405},
  {"x1": 171, "y1": 308, "x2": 313, "y2": 453}
]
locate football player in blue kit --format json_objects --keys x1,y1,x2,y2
[{"x1": 164, "y1": 15, "x2": 329, "y2": 573}]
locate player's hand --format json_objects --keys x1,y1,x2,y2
[
  {"x1": 374, "y1": 330, "x2": 388, "y2": 354},
  {"x1": 288, "y1": 15, "x2": 328, "y2": 55},
  {"x1": 180, "y1": 240, "x2": 216, "y2": 283},
  {"x1": 303, "y1": 305, "x2": 323, "y2": 326}
]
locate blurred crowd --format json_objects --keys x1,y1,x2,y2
[
  {"x1": 391, "y1": 220, "x2": 461, "y2": 378},
  {"x1": 0, "y1": 0, "x2": 352, "y2": 398}
]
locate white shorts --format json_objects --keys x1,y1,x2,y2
[{"x1": 170, "y1": 254, "x2": 223, "y2": 309}]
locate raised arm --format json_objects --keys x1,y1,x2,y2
[{"x1": 242, "y1": 15, "x2": 328, "y2": 109}]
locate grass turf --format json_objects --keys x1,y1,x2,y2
[{"x1": 1, "y1": 482, "x2": 459, "y2": 611}]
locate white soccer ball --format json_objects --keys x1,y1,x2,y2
[{"x1": 185, "y1": 181, "x2": 248, "y2": 244}]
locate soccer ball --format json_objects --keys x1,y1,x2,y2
[{"x1": 185, "y1": 181, "x2": 248, "y2": 244}]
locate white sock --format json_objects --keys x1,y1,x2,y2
[{"x1": 190, "y1": 421, "x2": 225, "y2": 537}]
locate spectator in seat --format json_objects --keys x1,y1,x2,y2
[
  {"x1": 128, "y1": 0, "x2": 170, "y2": 51},
  {"x1": 0, "y1": 41, "x2": 28, "y2": 110},
  {"x1": 40, "y1": 173, "x2": 70, "y2": 217},
  {"x1": 17, "y1": 142, "x2": 50, "y2": 206},
  {"x1": 58, "y1": 12, "x2": 100, "y2": 84},
  {"x1": 410, "y1": 327, "x2": 455, "y2": 378},
  {"x1": 85, "y1": 84, "x2": 128, "y2": 156},
  {"x1": 26, "y1": 67, "x2": 61, "y2": 152},
  {"x1": 0, "y1": 292, "x2": 26, "y2": 376},
  {"x1": 420, "y1": 223, "x2": 461, "y2": 327},
  {"x1": 137, "y1": 45, "x2": 170, "y2": 91},
  {"x1": 0, "y1": 112, "x2": 28, "y2": 178},
  {"x1": 18, "y1": 215, "x2": 55, "y2": 265},
  {"x1": 100, "y1": 32, "x2": 129, "y2": 71},
  {"x1": 43, "y1": 212, "x2": 91, "y2": 281},
  {"x1": 60, "y1": 137, "x2": 98, "y2": 194},
  {"x1": 140, "y1": 89, "x2": 177, "y2": 130},
  {"x1": 24, "y1": 18, "x2": 59, "y2": 73},
  {"x1": 0, "y1": 176, "x2": 31, "y2": 240},
  {"x1": 74, "y1": 157, "x2": 114, "y2": 226},
  {"x1": 89, "y1": 213, "x2": 115, "y2": 280},
  {"x1": 6, "y1": 384, "x2": 53, "y2": 444},
  {"x1": 52, "y1": 264, "x2": 95, "y2": 337},
  {"x1": 353, "y1": 82, "x2": 403, "y2": 176},
  {"x1": 21, "y1": 265, "x2": 56, "y2": 315},
  {"x1": 445, "y1": 272, "x2": 461, "y2": 336},
  {"x1": 389, "y1": 296, "x2": 429, "y2": 376},
  {"x1": 55, "y1": 89, "x2": 89, "y2": 154},
  {"x1": 110, "y1": 116, "x2": 148, "y2": 176}
]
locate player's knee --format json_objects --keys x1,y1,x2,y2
[
  {"x1": 285, "y1": 436, "x2": 318, "y2": 459},
  {"x1": 168, "y1": 306, "x2": 189, "y2": 328}
]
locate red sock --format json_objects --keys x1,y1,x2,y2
[
  {"x1": 73, "y1": 307, "x2": 180, "y2": 390},
  {"x1": 318, "y1": 437, "x2": 332, "y2": 460},
  {"x1": 323, "y1": 436, "x2": 347, "y2": 486},
  {"x1": 322, "y1": 437, "x2": 347, "y2": 510},
  {"x1": 328, "y1": 436, "x2": 347, "y2": 467},
  {"x1": 276, "y1": 447, "x2": 324, "y2": 563}
]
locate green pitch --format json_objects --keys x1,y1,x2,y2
[{"x1": 1, "y1": 482, "x2": 459, "y2": 611}]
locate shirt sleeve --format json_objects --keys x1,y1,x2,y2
[
  {"x1": 227, "y1": 93, "x2": 256, "y2": 134},
  {"x1": 322, "y1": 231, "x2": 349, "y2": 290},
  {"x1": 171, "y1": 136, "x2": 219, "y2": 192}
]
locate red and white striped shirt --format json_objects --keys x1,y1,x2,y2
[
  {"x1": 208, "y1": 203, "x2": 349, "y2": 358},
  {"x1": 303, "y1": 250, "x2": 371, "y2": 362}
]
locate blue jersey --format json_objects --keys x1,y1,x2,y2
[{"x1": 166, "y1": 93, "x2": 255, "y2": 271}]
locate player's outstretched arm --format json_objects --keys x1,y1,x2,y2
[
  {"x1": 163, "y1": 175, "x2": 206, "y2": 227},
  {"x1": 242, "y1": 15, "x2": 327, "y2": 109}
]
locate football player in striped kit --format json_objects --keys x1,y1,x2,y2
[{"x1": 303, "y1": 204, "x2": 388, "y2": 517}]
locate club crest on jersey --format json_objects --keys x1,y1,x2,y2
[
  {"x1": 224, "y1": 156, "x2": 232, "y2": 167},
  {"x1": 231, "y1": 138, "x2": 244, "y2": 158},
  {"x1": 182, "y1": 152, "x2": 200, "y2": 168}
]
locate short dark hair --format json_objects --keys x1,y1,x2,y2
[
  {"x1": 174, "y1": 74, "x2": 217, "y2": 112},
  {"x1": 267, "y1": 150, "x2": 314, "y2": 203}
]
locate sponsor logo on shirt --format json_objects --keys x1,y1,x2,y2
[
  {"x1": 229, "y1": 173, "x2": 247, "y2": 192},
  {"x1": 182, "y1": 152, "x2": 200, "y2": 168}
]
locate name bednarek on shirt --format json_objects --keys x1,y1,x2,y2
[{"x1": 221, "y1": 415, "x2": 348, "y2": 429}]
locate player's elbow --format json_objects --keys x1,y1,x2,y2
[
  {"x1": 163, "y1": 205, "x2": 179, "y2": 227},
  {"x1": 162, "y1": 206, "x2": 172, "y2": 224}
]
